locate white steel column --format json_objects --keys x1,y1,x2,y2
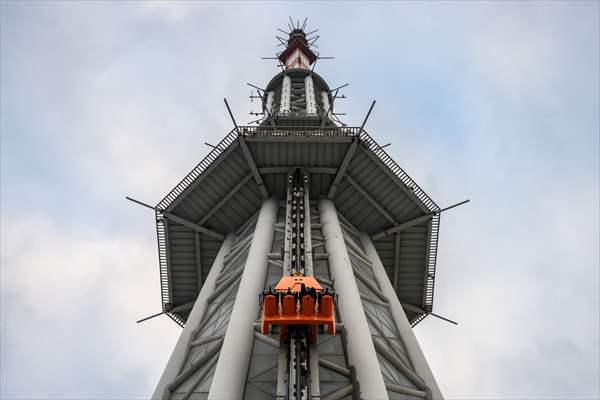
[
  {"x1": 266, "y1": 91, "x2": 275, "y2": 115},
  {"x1": 360, "y1": 233, "x2": 444, "y2": 399},
  {"x1": 280, "y1": 76, "x2": 291, "y2": 113},
  {"x1": 305, "y1": 75, "x2": 317, "y2": 115},
  {"x1": 318, "y1": 199, "x2": 389, "y2": 400},
  {"x1": 208, "y1": 198, "x2": 278, "y2": 400},
  {"x1": 152, "y1": 233, "x2": 235, "y2": 399}
]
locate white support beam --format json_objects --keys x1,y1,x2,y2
[
  {"x1": 393, "y1": 233, "x2": 401, "y2": 292},
  {"x1": 238, "y1": 136, "x2": 269, "y2": 199},
  {"x1": 195, "y1": 231, "x2": 203, "y2": 290},
  {"x1": 372, "y1": 213, "x2": 433, "y2": 241},
  {"x1": 328, "y1": 139, "x2": 358, "y2": 199},
  {"x1": 197, "y1": 174, "x2": 253, "y2": 226},
  {"x1": 385, "y1": 383, "x2": 428, "y2": 399},
  {"x1": 152, "y1": 234, "x2": 235, "y2": 399},
  {"x1": 360, "y1": 233, "x2": 444, "y2": 399},
  {"x1": 345, "y1": 175, "x2": 396, "y2": 224},
  {"x1": 318, "y1": 359, "x2": 351, "y2": 378},
  {"x1": 162, "y1": 211, "x2": 225, "y2": 241},
  {"x1": 318, "y1": 199, "x2": 389, "y2": 400},
  {"x1": 208, "y1": 198, "x2": 278, "y2": 400}
]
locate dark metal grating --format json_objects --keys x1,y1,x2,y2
[
  {"x1": 156, "y1": 213, "x2": 171, "y2": 307},
  {"x1": 155, "y1": 213, "x2": 185, "y2": 327},
  {"x1": 424, "y1": 214, "x2": 440, "y2": 310}
]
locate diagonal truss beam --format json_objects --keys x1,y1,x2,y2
[
  {"x1": 197, "y1": 174, "x2": 253, "y2": 225},
  {"x1": 372, "y1": 199, "x2": 470, "y2": 241},
  {"x1": 162, "y1": 211, "x2": 225, "y2": 241},
  {"x1": 372, "y1": 214, "x2": 432, "y2": 241},
  {"x1": 328, "y1": 138, "x2": 358, "y2": 199},
  {"x1": 239, "y1": 136, "x2": 268, "y2": 199},
  {"x1": 345, "y1": 175, "x2": 396, "y2": 224}
]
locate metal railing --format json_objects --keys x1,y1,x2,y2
[
  {"x1": 358, "y1": 130, "x2": 440, "y2": 213},
  {"x1": 239, "y1": 125, "x2": 361, "y2": 137},
  {"x1": 155, "y1": 126, "x2": 360, "y2": 212},
  {"x1": 425, "y1": 214, "x2": 440, "y2": 309},
  {"x1": 156, "y1": 213, "x2": 185, "y2": 327},
  {"x1": 357, "y1": 131, "x2": 441, "y2": 321}
]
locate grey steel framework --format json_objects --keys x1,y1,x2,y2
[{"x1": 144, "y1": 21, "x2": 450, "y2": 400}]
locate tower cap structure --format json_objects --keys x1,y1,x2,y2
[
  {"x1": 142, "y1": 20, "x2": 452, "y2": 400},
  {"x1": 277, "y1": 28, "x2": 317, "y2": 69},
  {"x1": 151, "y1": 22, "x2": 441, "y2": 328}
]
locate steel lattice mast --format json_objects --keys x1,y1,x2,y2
[{"x1": 143, "y1": 20, "x2": 449, "y2": 400}]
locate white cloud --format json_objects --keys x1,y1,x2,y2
[
  {"x1": 1, "y1": 214, "x2": 179, "y2": 398},
  {"x1": 1, "y1": 1, "x2": 598, "y2": 399}
]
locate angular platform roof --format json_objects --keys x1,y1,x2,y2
[{"x1": 154, "y1": 126, "x2": 441, "y2": 326}]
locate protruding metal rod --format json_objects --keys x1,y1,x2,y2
[
  {"x1": 436, "y1": 199, "x2": 470, "y2": 214},
  {"x1": 204, "y1": 142, "x2": 221, "y2": 150},
  {"x1": 126, "y1": 196, "x2": 156, "y2": 211},
  {"x1": 373, "y1": 199, "x2": 470, "y2": 240},
  {"x1": 136, "y1": 311, "x2": 164, "y2": 323},
  {"x1": 329, "y1": 83, "x2": 349, "y2": 93},
  {"x1": 137, "y1": 301, "x2": 194, "y2": 324},
  {"x1": 380, "y1": 143, "x2": 391, "y2": 149},
  {"x1": 430, "y1": 312, "x2": 458, "y2": 325},
  {"x1": 223, "y1": 98, "x2": 239, "y2": 133},
  {"x1": 246, "y1": 82, "x2": 266, "y2": 93},
  {"x1": 359, "y1": 100, "x2": 376, "y2": 132}
]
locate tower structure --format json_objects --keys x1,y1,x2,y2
[{"x1": 144, "y1": 21, "x2": 449, "y2": 400}]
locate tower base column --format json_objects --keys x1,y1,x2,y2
[
  {"x1": 318, "y1": 199, "x2": 389, "y2": 400},
  {"x1": 208, "y1": 198, "x2": 279, "y2": 400},
  {"x1": 360, "y1": 233, "x2": 443, "y2": 399}
]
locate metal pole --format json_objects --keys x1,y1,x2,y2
[
  {"x1": 318, "y1": 199, "x2": 389, "y2": 400},
  {"x1": 152, "y1": 233, "x2": 235, "y2": 400},
  {"x1": 359, "y1": 232, "x2": 444, "y2": 399},
  {"x1": 208, "y1": 198, "x2": 279, "y2": 400}
]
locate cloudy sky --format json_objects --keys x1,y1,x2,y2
[{"x1": 1, "y1": 1, "x2": 598, "y2": 399}]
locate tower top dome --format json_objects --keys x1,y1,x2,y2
[{"x1": 261, "y1": 20, "x2": 335, "y2": 127}]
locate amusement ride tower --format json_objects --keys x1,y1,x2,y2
[{"x1": 132, "y1": 20, "x2": 463, "y2": 400}]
